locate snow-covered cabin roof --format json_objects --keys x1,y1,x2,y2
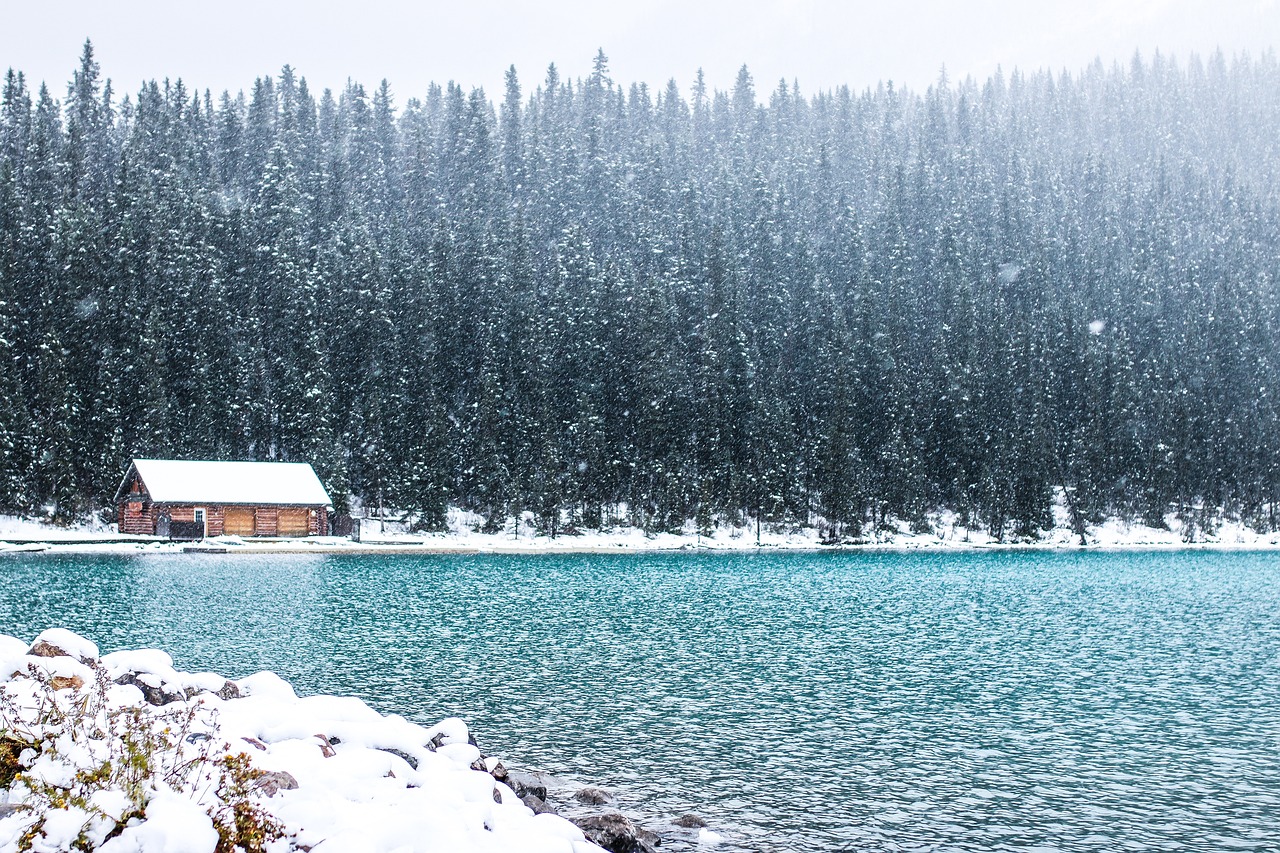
[{"x1": 117, "y1": 459, "x2": 332, "y2": 507}]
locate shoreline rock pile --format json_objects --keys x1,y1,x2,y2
[
  {"x1": 0, "y1": 629, "x2": 637, "y2": 852},
  {"x1": 475, "y1": 763, "x2": 675, "y2": 853}
]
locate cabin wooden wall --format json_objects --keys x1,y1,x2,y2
[
  {"x1": 117, "y1": 475, "x2": 154, "y2": 534},
  {"x1": 118, "y1": 500, "x2": 156, "y2": 535},
  {"x1": 253, "y1": 507, "x2": 279, "y2": 537},
  {"x1": 115, "y1": 501, "x2": 327, "y2": 537},
  {"x1": 165, "y1": 506, "x2": 226, "y2": 536}
]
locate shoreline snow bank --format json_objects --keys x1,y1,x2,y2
[
  {"x1": 0, "y1": 629, "x2": 612, "y2": 853},
  {"x1": 351, "y1": 505, "x2": 1280, "y2": 551},
  {"x1": 3, "y1": 506, "x2": 1280, "y2": 555}
]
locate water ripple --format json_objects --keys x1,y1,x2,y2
[{"x1": 1, "y1": 550, "x2": 1278, "y2": 852}]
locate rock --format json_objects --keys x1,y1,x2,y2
[
  {"x1": 314, "y1": 734, "x2": 337, "y2": 757},
  {"x1": 216, "y1": 680, "x2": 241, "y2": 700},
  {"x1": 424, "y1": 717, "x2": 473, "y2": 750},
  {"x1": 114, "y1": 672, "x2": 185, "y2": 706},
  {"x1": 575, "y1": 786, "x2": 613, "y2": 805},
  {"x1": 521, "y1": 793, "x2": 557, "y2": 815},
  {"x1": 0, "y1": 803, "x2": 30, "y2": 819},
  {"x1": 506, "y1": 770, "x2": 548, "y2": 801},
  {"x1": 572, "y1": 814, "x2": 659, "y2": 853},
  {"x1": 473, "y1": 755, "x2": 512, "y2": 778},
  {"x1": 377, "y1": 748, "x2": 419, "y2": 770},
  {"x1": 48, "y1": 675, "x2": 85, "y2": 692},
  {"x1": 28, "y1": 640, "x2": 72, "y2": 659},
  {"x1": 428, "y1": 728, "x2": 480, "y2": 751},
  {"x1": 672, "y1": 814, "x2": 707, "y2": 828},
  {"x1": 697, "y1": 828, "x2": 724, "y2": 846},
  {"x1": 252, "y1": 770, "x2": 298, "y2": 797},
  {"x1": 28, "y1": 630, "x2": 99, "y2": 664}
]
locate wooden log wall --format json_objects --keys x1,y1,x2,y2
[
  {"x1": 116, "y1": 502, "x2": 327, "y2": 537},
  {"x1": 253, "y1": 507, "x2": 279, "y2": 537},
  {"x1": 118, "y1": 501, "x2": 156, "y2": 535}
]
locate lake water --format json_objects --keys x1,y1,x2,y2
[{"x1": 1, "y1": 549, "x2": 1278, "y2": 852}]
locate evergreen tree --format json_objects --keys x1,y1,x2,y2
[{"x1": 0, "y1": 45, "x2": 1277, "y2": 538}]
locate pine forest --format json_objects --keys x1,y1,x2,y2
[{"x1": 1, "y1": 43, "x2": 1279, "y2": 540}]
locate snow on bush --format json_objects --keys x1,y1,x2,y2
[{"x1": 0, "y1": 631, "x2": 602, "y2": 853}]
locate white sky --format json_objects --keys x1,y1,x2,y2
[{"x1": 2, "y1": 0, "x2": 1277, "y2": 105}]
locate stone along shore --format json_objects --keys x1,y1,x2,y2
[{"x1": 0, "y1": 629, "x2": 721, "y2": 853}]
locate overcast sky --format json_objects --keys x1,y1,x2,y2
[{"x1": 2, "y1": 0, "x2": 1277, "y2": 105}]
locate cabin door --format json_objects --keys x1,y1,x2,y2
[
  {"x1": 224, "y1": 507, "x2": 255, "y2": 537},
  {"x1": 277, "y1": 508, "x2": 310, "y2": 537}
]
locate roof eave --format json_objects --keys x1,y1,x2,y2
[{"x1": 148, "y1": 501, "x2": 332, "y2": 508}]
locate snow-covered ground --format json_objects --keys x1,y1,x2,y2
[
  {"x1": 3, "y1": 503, "x2": 1280, "y2": 555},
  {"x1": 0, "y1": 513, "x2": 130, "y2": 542},
  {"x1": 0, "y1": 629, "x2": 616, "y2": 853}
]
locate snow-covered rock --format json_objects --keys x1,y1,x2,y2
[
  {"x1": 0, "y1": 629, "x2": 609, "y2": 853},
  {"x1": 573, "y1": 813, "x2": 659, "y2": 853},
  {"x1": 697, "y1": 827, "x2": 725, "y2": 845},
  {"x1": 29, "y1": 628, "x2": 100, "y2": 662}
]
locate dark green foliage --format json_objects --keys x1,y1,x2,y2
[{"x1": 1, "y1": 44, "x2": 1279, "y2": 537}]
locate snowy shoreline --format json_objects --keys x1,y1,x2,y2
[
  {"x1": 3, "y1": 507, "x2": 1280, "y2": 555},
  {"x1": 0, "y1": 629, "x2": 694, "y2": 853}
]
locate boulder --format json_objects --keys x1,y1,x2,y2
[
  {"x1": 572, "y1": 814, "x2": 659, "y2": 853},
  {"x1": 314, "y1": 734, "x2": 337, "y2": 757},
  {"x1": 506, "y1": 770, "x2": 548, "y2": 801},
  {"x1": 114, "y1": 672, "x2": 185, "y2": 706},
  {"x1": 424, "y1": 716, "x2": 475, "y2": 750},
  {"x1": 377, "y1": 748, "x2": 419, "y2": 770},
  {"x1": 48, "y1": 675, "x2": 85, "y2": 692},
  {"x1": 575, "y1": 786, "x2": 613, "y2": 805},
  {"x1": 521, "y1": 793, "x2": 557, "y2": 815},
  {"x1": 252, "y1": 770, "x2": 299, "y2": 797},
  {"x1": 28, "y1": 640, "x2": 72, "y2": 659},
  {"x1": 28, "y1": 630, "x2": 99, "y2": 664},
  {"x1": 672, "y1": 814, "x2": 707, "y2": 828}
]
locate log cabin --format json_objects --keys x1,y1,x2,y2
[{"x1": 114, "y1": 459, "x2": 332, "y2": 539}]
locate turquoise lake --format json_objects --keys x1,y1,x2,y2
[{"x1": 1, "y1": 550, "x2": 1278, "y2": 852}]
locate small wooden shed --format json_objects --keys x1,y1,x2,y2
[{"x1": 114, "y1": 459, "x2": 332, "y2": 539}]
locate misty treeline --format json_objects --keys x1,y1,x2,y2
[{"x1": 1, "y1": 42, "x2": 1278, "y2": 538}]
